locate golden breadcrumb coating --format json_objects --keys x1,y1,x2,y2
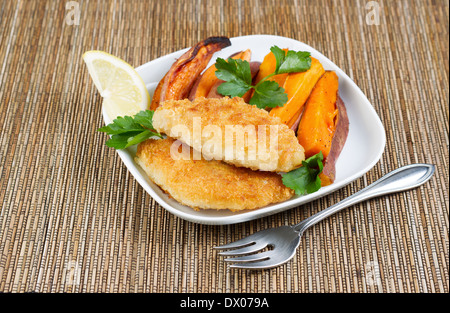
[
  {"x1": 135, "y1": 138, "x2": 294, "y2": 211},
  {"x1": 152, "y1": 97, "x2": 305, "y2": 172}
]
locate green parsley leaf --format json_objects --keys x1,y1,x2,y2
[
  {"x1": 97, "y1": 110, "x2": 162, "y2": 149},
  {"x1": 214, "y1": 46, "x2": 312, "y2": 109},
  {"x1": 133, "y1": 110, "x2": 157, "y2": 129},
  {"x1": 270, "y1": 46, "x2": 287, "y2": 73},
  {"x1": 103, "y1": 132, "x2": 142, "y2": 149},
  {"x1": 215, "y1": 58, "x2": 252, "y2": 97},
  {"x1": 249, "y1": 80, "x2": 288, "y2": 108},
  {"x1": 97, "y1": 115, "x2": 144, "y2": 135},
  {"x1": 281, "y1": 152, "x2": 324, "y2": 195},
  {"x1": 278, "y1": 50, "x2": 311, "y2": 74},
  {"x1": 217, "y1": 81, "x2": 250, "y2": 98},
  {"x1": 271, "y1": 46, "x2": 311, "y2": 74}
]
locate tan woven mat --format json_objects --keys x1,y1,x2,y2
[{"x1": 0, "y1": 0, "x2": 448, "y2": 293}]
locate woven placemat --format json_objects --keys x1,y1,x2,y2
[{"x1": 0, "y1": 0, "x2": 448, "y2": 293}]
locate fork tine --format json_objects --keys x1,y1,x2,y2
[
  {"x1": 215, "y1": 229, "x2": 270, "y2": 250},
  {"x1": 224, "y1": 251, "x2": 272, "y2": 263},
  {"x1": 218, "y1": 241, "x2": 268, "y2": 256},
  {"x1": 214, "y1": 237, "x2": 256, "y2": 250},
  {"x1": 228, "y1": 259, "x2": 280, "y2": 270}
]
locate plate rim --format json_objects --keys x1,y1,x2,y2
[{"x1": 104, "y1": 34, "x2": 386, "y2": 225}]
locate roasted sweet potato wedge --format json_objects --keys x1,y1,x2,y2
[
  {"x1": 269, "y1": 57, "x2": 325, "y2": 125},
  {"x1": 297, "y1": 71, "x2": 339, "y2": 158},
  {"x1": 188, "y1": 65, "x2": 217, "y2": 100},
  {"x1": 150, "y1": 36, "x2": 231, "y2": 110},
  {"x1": 287, "y1": 107, "x2": 303, "y2": 131},
  {"x1": 253, "y1": 48, "x2": 289, "y2": 87},
  {"x1": 189, "y1": 49, "x2": 252, "y2": 100},
  {"x1": 149, "y1": 73, "x2": 167, "y2": 110},
  {"x1": 296, "y1": 71, "x2": 349, "y2": 186}
]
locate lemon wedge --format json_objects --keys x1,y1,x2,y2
[{"x1": 82, "y1": 50, "x2": 150, "y2": 121}]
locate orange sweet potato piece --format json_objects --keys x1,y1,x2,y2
[
  {"x1": 150, "y1": 36, "x2": 231, "y2": 110},
  {"x1": 246, "y1": 49, "x2": 289, "y2": 107},
  {"x1": 297, "y1": 71, "x2": 339, "y2": 159},
  {"x1": 189, "y1": 49, "x2": 252, "y2": 100},
  {"x1": 206, "y1": 80, "x2": 224, "y2": 98},
  {"x1": 269, "y1": 57, "x2": 325, "y2": 125},
  {"x1": 253, "y1": 48, "x2": 289, "y2": 87},
  {"x1": 296, "y1": 71, "x2": 349, "y2": 186},
  {"x1": 188, "y1": 65, "x2": 217, "y2": 100}
]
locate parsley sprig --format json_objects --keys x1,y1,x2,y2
[
  {"x1": 215, "y1": 46, "x2": 312, "y2": 109},
  {"x1": 281, "y1": 152, "x2": 324, "y2": 195},
  {"x1": 97, "y1": 110, "x2": 162, "y2": 149}
]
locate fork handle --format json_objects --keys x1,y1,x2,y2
[{"x1": 293, "y1": 164, "x2": 435, "y2": 233}]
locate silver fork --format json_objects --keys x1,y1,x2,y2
[{"x1": 215, "y1": 164, "x2": 435, "y2": 270}]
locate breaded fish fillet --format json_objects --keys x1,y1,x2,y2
[
  {"x1": 135, "y1": 138, "x2": 294, "y2": 211},
  {"x1": 152, "y1": 97, "x2": 305, "y2": 172}
]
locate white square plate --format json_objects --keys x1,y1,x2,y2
[{"x1": 102, "y1": 35, "x2": 386, "y2": 225}]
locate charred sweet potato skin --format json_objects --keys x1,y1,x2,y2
[
  {"x1": 150, "y1": 36, "x2": 231, "y2": 110},
  {"x1": 319, "y1": 95, "x2": 349, "y2": 186}
]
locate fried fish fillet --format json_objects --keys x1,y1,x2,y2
[
  {"x1": 135, "y1": 138, "x2": 294, "y2": 211},
  {"x1": 152, "y1": 97, "x2": 305, "y2": 172}
]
